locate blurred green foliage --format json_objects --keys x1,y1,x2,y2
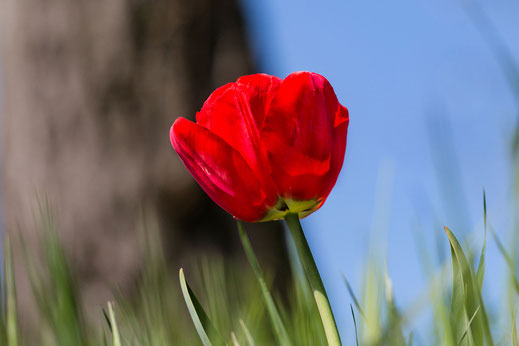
[{"x1": 0, "y1": 194, "x2": 518, "y2": 346}]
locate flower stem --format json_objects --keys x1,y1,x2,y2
[{"x1": 284, "y1": 213, "x2": 341, "y2": 346}]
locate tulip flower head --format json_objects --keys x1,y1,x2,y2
[{"x1": 170, "y1": 72, "x2": 349, "y2": 222}]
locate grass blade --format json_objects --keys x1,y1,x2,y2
[
  {"x1": 351, "y1": 305, "x2": 359, "y2": 346},
  {"x1": 230, "y1": 332, "x2": 240, "y2": 346},
  {"x1": 382, "y1": 272, "x2": 406, "y2": 345},
  {"x1": 457, "y1": 305, "x2": 480, "y2": 346},
  {"x1": 284, "y1": 214, "x2": 341, "y2": 346},
  {"x1": 179, "y1": 268, "x2": 225, "y2": 346},
  {"x1": 342, "y1": 274, "x2": 367, "y2": 323},
  {"x1": 237, "y1": 222, "x2": 291, "y2": 346},
  {"x1": 107, "y1": 302, "x2": 122, "y2": 346},
  {"x1": 476, "y1": 191, "x2": 487, "y2": 290},
  {"x1": 445, "y1": 226, "x2": 494, "y2": 346},
  {"x1": 239, "y1": 320, "x2": 255, "y2": 346}
]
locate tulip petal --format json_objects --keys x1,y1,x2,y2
[
  {"x1": 235, "y1": 74, "x2": 282, "y2": 129},
  {"x1": 261, "y1": 72, "x2": 345, "y2": 200},
  {"x1": 171, "y1": 118, "x2": 274, "y2": 222},
  {"x1": 196, "y1": 74, "x2": 281, "y2": 198},
  {"x1": 197, "y1": 73, "x2": 281, "y2": 154},
  {"x1": 320, "y1": 105, "x2": 349, "y2": 198}
]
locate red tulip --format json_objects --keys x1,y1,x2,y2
[{"x1": 170, "y1": 72, "x2": 349, "y2": 222}]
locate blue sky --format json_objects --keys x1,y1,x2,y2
[{"x1": 240, "y1": 0, "x2": 519, "y2": 340}]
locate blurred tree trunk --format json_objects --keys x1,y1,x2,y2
[{"x1": 0, "y1": 0, "x2": 288, "y2": 328}]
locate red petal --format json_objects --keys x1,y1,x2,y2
[
  {"x1": 170, "y1": 118, "x2": 274, "y2": 222},
  {"x1": 320, "y1": 105, "x2": 349, "y2": 199},
  {"x1": 196, "y1": 74, "x2": 281, "y2": 198},
  {"x1": 261, "y1": 72, "x2": 347, "y2": 200},
  {"x1": 235, "y1": 73, "x2": 282, "y2": 129}
]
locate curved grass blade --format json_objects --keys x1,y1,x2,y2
[
  {"x1": 284, "y1": 214, "x2": 341, "y2": 346},
  {"x1": 107, "y1": 302, "x2": 121, "y2": 346},
  {"x1": 239, "y1": 320, "x2": 255, "y2": 346},
  {"x1": 230, "y1": 332, "x2": 240, "y2": 346},
  {"x1": 102, "y1": 308, "x2": 112, "y2": 333},
  {"x1": 476, "y1": 191, "x2": 487, "y2": 290},
  {"x1": 237, "y1": 222, "x2": 291, "y2": 346},
  {"x1": 179, "y1": 268, "x2": 226, "y2": 346},
  {"x1": 444, "y1": 226, "x2": 494, "y2": 346},
  {"x1": 350, "y1": 305, "x2": 359, "y2": 346},
  {"x1": 457, "y1": 305, "x2": 480, "y2": 346}
]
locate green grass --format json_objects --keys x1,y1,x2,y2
[{"x1": 0, "y1": 196, "x2": 517, "y2": 346}]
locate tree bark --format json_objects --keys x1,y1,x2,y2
[{"x1": 0, "y1": 0, "x2": 288, "y2": 329}]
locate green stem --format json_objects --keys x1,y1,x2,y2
[{"x1": 284, "y1": 213, "x2": 341, "y2": 346}]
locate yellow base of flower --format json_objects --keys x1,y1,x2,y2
[{"x1": 259, "y1": 197, "x2": 324, "y2": 222}]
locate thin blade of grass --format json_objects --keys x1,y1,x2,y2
[
  {"x1": 457, "y1": 305, "x2": 480, "y2": 346},
  {"x1": 239, "y1": 320, "x2": 255, "y2": 346},
  {"x1": 342, "y1": 274, "x2": 367, "y2": 323},
  {"x1": 237, "y1": 222, "x2": 291, "y2": 346},
  {"x1": 107, "y1": 302, "x2": 122, "y2": 346},
  {"x1": 230, "y1": 332, "x2": 240, "y2": 346},
  {"x1": 350, "y1": 305, "x2": 359, "y2": 346},
  {"x1": 445, "y1": 226, "x2": 494, "y2": 346},
  {"x1": 103, "y1": 308, "x2": 112, "y2": 333},
  {"x1": 476, "y1": 191, "x2": 487, "y2": 290},
  {"x1": 449, "y1": 240, "x2": 471, "y2": 345},
  {"x1": 179, "y1": 268, "x2": 226, "y2": 346}
]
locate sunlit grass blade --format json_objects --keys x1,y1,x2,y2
[
  {"x1": 284, "y1": 227, "x2": 326, "y2": 345},
  {"x1": 179, "y1": 268, "x2": 226, "y2": 346},
  {"x1": 231, "y1": 332, "x2": 240, "y2": 346},
  {"x1": 431, "y1": 280, "x2": 456, "y2": 346},
  {"x1": 284, "y1": 213, "x2": 341, "y2": 346},
  {"x1": 445, "y1": 226, "x2": 494, "y2": 346},
  {"x1": 237, "y1": 221, "x2": 291, "y2": 346},
  {"x1": 107, "y1": 302, "x2": 122, "y2": 346},
  {"x1": 239, "y1": 319, "x2": 255, "y2": 346},
  {"x1": 4, "y1": 236, "x2": 19, "y2": 346},
  {"x1": 457, "y1": 305, "x2": 480, "y2": 346},
  {"x1": 476, "y1": 191, "x2": 487, "y2": 290},
  {"x1": 381, "y1": 272, "x2": 406, "y2": 345},
  {"x1": 360, "y1": 258, "x2": 384, "y2": 344},
  {"x1": 448, "y1": 237, "x2": 471, "y2": 345}
]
